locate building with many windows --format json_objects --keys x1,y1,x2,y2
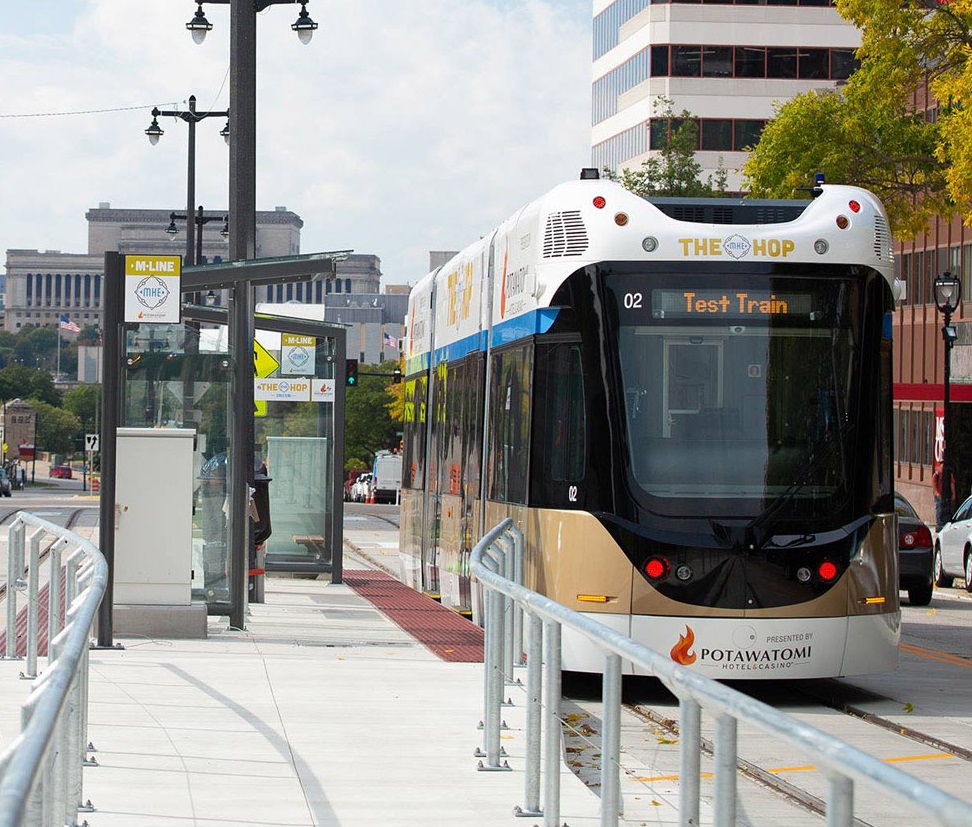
[
  {"x1": 3, "y1": 204, "x2": 304, "y2": 333},
  {"x1": 591, "y1": 0, "x2": 860, "y2": 189}
]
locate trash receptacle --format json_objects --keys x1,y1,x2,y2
[{"x1": 249, "y1": 466, "x2": 272, "y2": 602}]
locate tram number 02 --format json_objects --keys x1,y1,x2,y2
[
  {"x1": 568, "y1": 485, "x2": 579, "y2": 503},
  {"x1": 623, "y1": 292, "x2": 643, "y2": 309}
]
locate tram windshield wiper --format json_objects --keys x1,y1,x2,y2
[{"x1": 744, "y1": 419, "x2": 856, "y2": 545}]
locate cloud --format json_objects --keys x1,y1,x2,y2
[{"x1": 1, "y1": 0, "x2": 592, "y2": 284}]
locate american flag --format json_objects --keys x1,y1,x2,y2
[
  {"x1": 383, "y1": 331, "x2": 399, "y2": 349},
  {"x1": 59, "y1": 315, "x2": 81, "y2": 333}
]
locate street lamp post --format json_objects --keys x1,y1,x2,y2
[
  {"x1": 167, "y1": 206, "x2": 230, "y2": 267},
  {"x1": 186, "y1": 0, "x2": 317, "y2": 629},
  {"x1": 934, "y1": 271, "x2": 962, "y2": 523},
  {"x1": 145, "y1": 95, "x2": 230, "y2": 266}
]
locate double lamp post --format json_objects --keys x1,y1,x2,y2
[{"x1": 934, "y1": 271, "x2": 962, "y2": 523}]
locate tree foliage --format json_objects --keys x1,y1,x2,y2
[
  {"x1": 344, "y1": 361, "x2": 400, "y2": 469},
  {"x1": 743, "y1": 0, "x2": 972, "y2": 235},
  {"x1": 0, "y1": 365, "x2": 61, "y2": 406},
  {"x1": 29, "y1": 399, "x2": 81, "y2": 457},
  {"x1": 63, "y1": 384, "x2": 102, "y2": 428},
  {"x1": 604, "y1": 98, "x2": 728, "y2": 197}
]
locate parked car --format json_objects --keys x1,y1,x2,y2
[
  {"x1": 350, "y1": 473, "x2": 372, "y2": 503},
  {"x1": 935, "y1": 494, "x2": 972, "y2": 592},
  {"x1": 895, "y1": 493, "x2": 934, "y2": 605},
  {"x1": 49, "y1": 464, "x2": 73, "y2": 479},
  {"x1": 0, "y1": 468, "x2": 11, "y2": 497},
  {"x1": 344, "y1": 470, "x2": 365, "y2": 502},
  {"x1": 370, "y1": 451, "x2": 402, "y2": 504}
]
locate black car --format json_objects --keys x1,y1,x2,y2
[
  {"x1": 896, "y1": 493, "x2": 934, "y2": 605},
  {"x1": 0, "y1": 468, "x2": 11, "y2": 497}
]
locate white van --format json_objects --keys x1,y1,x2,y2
[{"x1": 371, "y1": 451, "x2": 402, "y2": 504}]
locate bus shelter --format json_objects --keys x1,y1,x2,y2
[{"x1": 98, "y1": 252, "x2": 349, "y2": 643}]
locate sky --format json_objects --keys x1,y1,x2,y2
[{"x1": 0, "y1": 1, "x2": 593, "y2": 286}]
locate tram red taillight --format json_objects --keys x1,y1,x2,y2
[
  {"x1": 593, "y1": 196, "x2": 607, "y2": 209},
  {"x1": 848, "y1": 199, "x2": 861, "y2": 213},
  {"x1": 644, "y1": 557, "x2": 670, "y2": 580},
  {"x1": 818, "y1": 560, "x2": 839, "y2": 582}
]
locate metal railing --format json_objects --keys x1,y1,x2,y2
[
  {"x1": 0, "y1": 512, "x2": 107, "y2": 827},
  {"x1": 471, "y1": 518, "x2": 972, "y2": 827}
]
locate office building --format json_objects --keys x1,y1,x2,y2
[{"x1": 592, "y1": 0, "x2": 861, "y2": 189}]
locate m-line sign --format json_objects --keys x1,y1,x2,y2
[{"x1": 124, "y1": 255, "x2": 182, "y2": 324}]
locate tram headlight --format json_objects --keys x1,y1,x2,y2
[
  {"x1": 675, "y1": 564, "x2": 693, "y2": 582},
  {"x1": 796, "y1": 567, "x2": 812, "y2": 583},
  {"x1": 813, "y1": 239, "x2": 829, "y2": 255},
  {"x1": 644, "y1": 557, "x2": 670, "y2": 581},
  {"x1": 642, "y1": 236, "x2": 658, "y2": 253}
]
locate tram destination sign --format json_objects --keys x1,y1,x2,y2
[
  {"x1": 650, "y1": 289, "x2": 813, "y2": 320},
  {"x1": 124, "y1": 255, "x2": 182, "y2": 324}
]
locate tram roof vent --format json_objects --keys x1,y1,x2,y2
[
  {"x1": 543, "y1": 210, "x2": 589, "y2": 258},
  {"x1": 647, "y1": 197, "x2": 810, "y2": 225}
]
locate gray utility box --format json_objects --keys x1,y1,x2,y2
[{"x1": 113, "y1": 427, "x2": 206, "y2": 637}]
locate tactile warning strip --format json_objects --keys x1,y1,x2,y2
[{"x1": 344, "y1": 569, "x2": 484, "y2": 662}]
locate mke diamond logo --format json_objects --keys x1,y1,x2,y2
[
  {"x1": 134, "y1": 276, "x2": 171, "y2": 310},
  {"x1": 723, "y1": 234, "x2": 752, "y2": 259}
]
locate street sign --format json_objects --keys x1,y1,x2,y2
[
  {"x1": 85, "y1": 433, "x2": 100, "y2": 452},
  {"x1": 253, "y1": 340, "x2": 281, "y2": 418},
  {"x1": 124, "y1": 255, "x2": 182, "y2": 324}
]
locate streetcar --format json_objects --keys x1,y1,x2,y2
[{"x1": 400, "y1": 172, "x2": 901, "y2": 679}]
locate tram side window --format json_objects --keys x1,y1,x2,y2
[
  {"x1": 545, "y1": 344, "x2": 587, "y2": 483},
  {"x1": 488, "y1": 345, "x2": 533, "y2": 504},
  {"x1": 402, "y1": 373, "x2": 428, "y2": 490}
]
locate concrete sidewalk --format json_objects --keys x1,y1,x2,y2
[{"x1": 71, "y1": 575, "x2": 604, "y2": 827}]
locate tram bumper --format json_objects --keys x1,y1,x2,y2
[{"x1": 562, "y1": 612, "x2": 899, "y2": 679}]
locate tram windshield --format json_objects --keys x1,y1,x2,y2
[{"x1": 608, "y1": 271, "x2": 862, "y2": 518}]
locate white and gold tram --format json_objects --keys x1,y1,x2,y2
[{"x1": 400, "y1": 173, "x2": 901, "y2": 679}]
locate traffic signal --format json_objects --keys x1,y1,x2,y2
[
  {"x1": 345, "y1": 359, "x2": 359, "y2": 387},
  {"x1": 393, "y1": 366, "x2": 402, "y2": 384}
]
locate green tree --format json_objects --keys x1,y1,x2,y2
[
  {"x1": 742, "y1": 0, "x2": 972, "y2": 236},
  {"x1": 604, "y1": 98, "x2": 728, "y2": 197},
  {"x1": 63, "y1": 384, "x2": 102, "y2": 434},
  {"x1": 344, "y1": 362, "x2": 398, "y2": 468},
  {"x1": 30, "y1": 399, "x2": 81, "y2": 457},
  {"x1": 0, "y1": 365, "x2": 61, "y2": 406}
]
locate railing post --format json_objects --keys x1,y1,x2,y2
[
  {"x1": 679, "y1": 698, "x2": 701, "y2": 827},
  {"x1": 48, "y1": 542, "x2": 64, "y2": 664},
  {"x1": 542, "y1": 619, "x2": 562, "y2": 827},
  {"x1": 713, "y1": 715, "x2": 737, "y2": 827},
  {"x1": 6, "y1": 521, "x2": 25, "y2": 659},
  {"x1": 65, "y1": 671, "x2": 85, "y2": 826},
  {"x1": 514, "y1": 610, "x2": 543, "y2": 818},
  {"x1": 601, "y1": 652, "x2": 622, "y2": 827},
  {"x1": 511, "y1": 526, "x2": 525, "y2": 669},
  {"x1": 826, "y1": 773, "x2": 853, "y2": 827},
  {"x1": 24, "y1": 529, "x2": 44, "y2": 679},
  {"x1": 20, "y1": 702, "x2": 44, "y2": 827},
  {"x1": 498, "y1": 535, "x2": 516, "y2": 682},
  {"x1": 477, "y1": 544, "x2": 509, "y2": 771}
]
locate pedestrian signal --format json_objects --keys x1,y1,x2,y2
[
  {"x1": 393, "y1": 367, "x2": 402, "y2": 383},
  {"x1": 346, "y1": 359, "x2": 359, "y2": 387}
]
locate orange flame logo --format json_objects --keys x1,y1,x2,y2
[{"x1": 670, "y1": 626, "x2": 697, "y2": 665}]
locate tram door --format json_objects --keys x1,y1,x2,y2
[{"x1": 663, "y1": 339, "x2": 724, "y2": 438}]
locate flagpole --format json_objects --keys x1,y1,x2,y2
[{"x1": 56, "y1": 322, "x2": 61, "y2": 379}]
